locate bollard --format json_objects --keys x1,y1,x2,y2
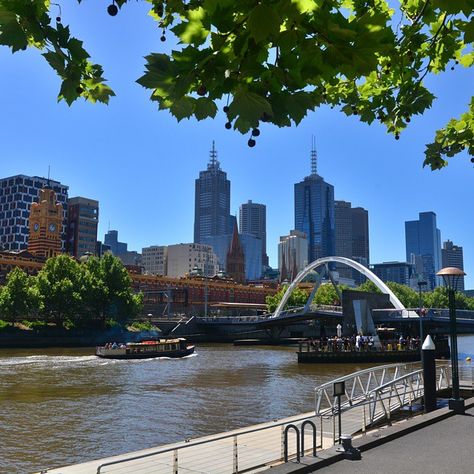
[
  {"x1": 336, "y1": 435, "x2": 361, "y2": 460},
  {"x1": 422, "y1": 335, "x2": 437, "y2": 413}
]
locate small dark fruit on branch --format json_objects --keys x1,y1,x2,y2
[
  {"x1": 197, "y1": 85, "x2": 207, "y2": 96},
  {"x1": 223, "y1": 105, "x2": 229, "y2": 113},
  {"x1": 160, "y1": 35, "x2": 166, "y2": 42},
  {"x1": 470, "y1": 157, "x2": 474, "y2": 163},
  {"x1": 225, "y1": 122, "x2": 232, "y2": 130},
  {"x1": 107, "y1": 4, "x2": 118, "y2": 16},
  {"x1": 56, "y1": 16, "x2": 61, "y2": 22},
  {"x1": 395, "y1": 132, "x2": 400, "y2": 140},
  {"x1": 248, "y1": 138, "x2": 256, "y2": 147},
  {"x1": 406, "y1": 116, "x2": 411, "y2": 123},
  {"x1": 252, "y1": 128, "x2": 260, "y2": 137}
]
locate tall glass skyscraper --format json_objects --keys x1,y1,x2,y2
[
  {"x1": 194, "y1": 142, "x2": 231, "y2": 243},
  {"x1": 294, "y1": 145, "x2": 335, "y2": 264},
  {"x1": 239, "y1": 200, "x2": 268, "y2": 266},
  {"x1": 405, "y1": 211, "x2": 442, "y2": 290}
]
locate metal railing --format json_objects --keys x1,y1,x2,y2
[
  {"x1": 314, "y1": 362, "x2": 450, "y2": 446},
  {"x1": 95, "y1": 412, "x2": 318, "y2": 473}
]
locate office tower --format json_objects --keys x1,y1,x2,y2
[
  {"x1": 334, "y1": 201, "x2": 353, "y2": 280},
  {"x1": 278, "y1": 230, "x2": 308, "y2": 282},
  {"x1": 405, "y1": 211, "x2": 442, "y2": 290},
  {"x1": 142, "y1": 245, "x2": 168, "y2": 276},
  {"x1": 239, "y1": 200, "x2": 268, "y2": 266},
  {"x1": 66, "y1": 197, "x2": 99, "y2": 258},
  {"x1": 226, "y1": 223, "x2": 245, "y2": 283},
  {"x1": 28, "y1": 184, "x2": 63, "y2": 258},
  {"x1": 371, "y1": 261, "x2": 418, "y2": 289},
  {"x1": 0, "y1": 174, "x2": 68, "y2": 251},
  {"x1": 166, "y1": 243, "x2": 218, "y2": 278},
  {"x1": 294, "y1": 142, "x2": 335, "y2": 264},
  {"x1": 194, "y1": 142, "x2": 231, "y2": 243},
  {"x1": 104, "y1": 230, "x2": 128, "y2": 255},
  {"x1": 442, "y1": 240, "x2": 465, "y2": 291}
]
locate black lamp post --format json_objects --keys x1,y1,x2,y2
[
  {"x1": 437, "y1": 266, "x2": 466, "y2": 414},
  {"x1": 417, "y1": 280, "x2": 427, "y2": 350}
]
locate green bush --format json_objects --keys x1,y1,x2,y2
[
  {"x1": 21, "y1": 320, "x2": 47, "y2": 329},
  {"x1": 0, "y1": 320, "x2": 10, "y2": 330},
  {"x1": 129, "y1": 320, "x2": 159, "y2": 332}
]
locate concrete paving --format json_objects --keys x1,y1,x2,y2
[{"x1": 318, "y1": 406, "x2": 474, "y2": 474}]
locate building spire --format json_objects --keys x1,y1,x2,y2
[
  {"x1": 310, "y1": 135, "x2": 317, "y2": 175},
  {"x1": 208, "y1": 140, "x2": 220, "y2": 170}
]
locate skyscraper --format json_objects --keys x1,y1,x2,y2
[
  {"x1": 0, "y1": 174, "x2": 68, "y2": 252},
  {"x1": 278, "y1": 230, "x2": 308, "y2": 282},
  {"x1": 442, "y1": 240, "x2": 465, "y2": 291},
  {"x1": 294, "y1": 142, "x2": 335, "y2": 264},
  {"x1": 66, "y1": 196, "x2": 99, "y2": 258},
  {"x1": 239, "y1": 200, "x2": 268, "y2": 266},
  {"x1": 194, "y1": 142, "x2": 231, "y2": 243},
  {"x1": 405, "y1": 211, "x2": 442, "y2": 290},
  {"x1": 334, "y1": 201, "x2": 369, "y2": 284}
]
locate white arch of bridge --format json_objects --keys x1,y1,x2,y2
[{"x1": 271, "y1": 256, "x2": 405, "y2": 319}]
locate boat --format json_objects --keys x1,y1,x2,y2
[{"x1": 95, "y1": 338, "x2": 195, "y2": 359}]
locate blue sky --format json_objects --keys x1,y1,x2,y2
[{"x1": 1, "y1": 2, "x2": 473, "y2": 287}]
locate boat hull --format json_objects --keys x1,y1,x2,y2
[{"x1": 96, "y1": 346, "x2": 195, "y2": 360}]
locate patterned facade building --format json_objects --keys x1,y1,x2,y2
[
  {"x1": 278, "y1": 230, "x2": 308, "y2": 282},
  {"x1": 66, "y1": 196, "x2": 99, "y2": 258},
  {"x1": 294, "y1": 145, "x2": 335, "y2": 264},
  {"x1": 226, "y1": 223, "x2": 245, "y2": 283},
  {"x1": 194, "y1": 142, "x2": 232, "y2": 243},
  {"x1": 0, "y1": 174, "x2": 68, "y2": 252},
  {"x1": 167, "y1": 243, "x2": 218, "y2": 278},
  {"x1": 142, "y1": 245, "x2": 168, "y2": 276},
  {"x1": 28, "y1": 184, "x2": 63, "y2": 258}
]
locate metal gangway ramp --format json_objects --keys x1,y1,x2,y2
[{"x1": 314, "y1": 361, "x2": 450, "y2": 447}]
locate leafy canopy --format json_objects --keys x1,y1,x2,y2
[{"x1": 1, "y1": 0, "x2": 473, "y2": 168}]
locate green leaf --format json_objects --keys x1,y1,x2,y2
[
  {"x1": 59, "y1": 78, "x2": 80, "y2": 105},
  {"x1": 194, "y1": 97, "x2": 217, "y2": 120},
  {"x1": 0, "y1": 19, "x2": 28, "y2": 51},
  {"x1": 228, "y1": 89, "x2": 273, "y2": 125},
  {"x1": 42, "y1": 51, "x2": 65, "y2": 74},
  {"x1": 248, "y1": 5, "x2": 280, "y2": 43},
  {"x1": 170, "y1": 96, "x2": 195, "y2": 121}
]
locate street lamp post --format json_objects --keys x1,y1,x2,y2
[
  {"x1": 417, "y1": 280, "x2": 427, "y2": 355},
  {"x1": 436, "y1": 266, "x2": 466, "y2": 414}
]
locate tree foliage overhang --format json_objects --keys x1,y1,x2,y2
[{"x1": 1, "y1": 0, "x2": 473, "y2": 168}]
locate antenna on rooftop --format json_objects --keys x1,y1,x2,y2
[
  {"x1": 310, "y1": 135, "x2": 317, "y2": 175},
  {"x1": 47, "y1": 165, "x2": 51, "y2": 185},
  {"x1": 208, "y1": 140, "x2": 220, "y2": 170}
]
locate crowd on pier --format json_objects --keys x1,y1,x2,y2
[{"x1": 305, "y1": 334, "x2": 422, "y2": 353}]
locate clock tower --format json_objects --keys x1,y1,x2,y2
[{"x1": 28, "y1": 183, "x2": 63, "y2": 258}]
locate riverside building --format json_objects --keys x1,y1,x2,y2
[
  {"x1": 141, "y1": 245, "x2": 167, "y2": 276},
  {"x1": 0, "y1": 174, "x2": 68, "y2": 252},
  {"x1": 167, "y1": 243, "x2": 218, "y2": 278}
]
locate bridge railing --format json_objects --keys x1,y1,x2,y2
[{"x1": 372, "y1": 308, "x2": 474, "y2": 320}]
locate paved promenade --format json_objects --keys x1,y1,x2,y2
[{"x1": 272, "y1": 396, "x2": 474, "y2": 474}]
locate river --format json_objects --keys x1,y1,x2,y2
[{"x1": 1, "y1": 337, "x2": 473, "y2": 473}]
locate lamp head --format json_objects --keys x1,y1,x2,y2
[{"x1": 436, "y1": 267, "x2": 466, "y2": 290}]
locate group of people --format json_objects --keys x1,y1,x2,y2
[
  {"x1": 104, "y1": 342, "x2": 126, "y2": 349},
  {"x1": 306, "y1": 333, "x2": 422, "y2": 353}
]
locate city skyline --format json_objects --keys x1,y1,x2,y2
[{"x1": 1, "y1": 1, "x2": 472, "y2": 287}]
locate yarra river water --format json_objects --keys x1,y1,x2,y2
[{"x1": 1, "y1": 337, "x2": 474, "y2": 474}]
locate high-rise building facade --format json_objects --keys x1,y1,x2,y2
[
  {"x1": 278, "y1": 230, "x2": 308, "y2": 282},
  {"x1": 142, "y1": 245, "x2": 168, "y2": 276},
  {"x1": 371, "y1": 261, "x2": 418, "y2": 288},
  {"x1": 28, "y1": 184, "x2": 63, "y2": 259},
  {"x1": 442, "y1": 240, "x2": 465, "y2": 291},
  {"x1": 239, "y1": 200, "x2": 268, "y2": 266},
  {"x1": 294, "y1": 146, "x2": 335, "y2": 264},
  {"x1": 104, "y1": 230, "x2": 128, "y2": 255},
  {"x1": 405, "y1": 211, "x2": 442, "y2": 290},
  {"x1": 0, "y1": 175, "x2": 68, "y2": 252},
  {"x1": 167, "y1": 243, "x2": 218, "y2": 278},
  {"x1": 194, "y1": 142, "x2": 231, "y2": 243},
  {"x1": 66, "y1": 197, "x2": 99, "y2": 258}
]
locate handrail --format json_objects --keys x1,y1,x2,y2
[{"x1": 96, "y1": 411, "x2": 316, "y2": 473}]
